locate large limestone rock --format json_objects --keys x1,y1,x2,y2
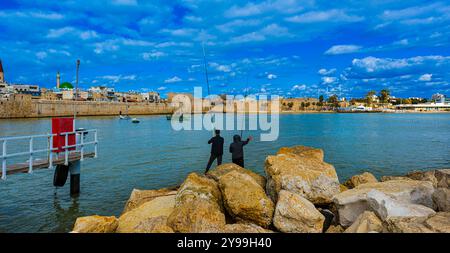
[
  {"x1": 344, "y1": 211, "x2": 383, "y2": 233},
  {"x1": 406, "y1": 170, "x2": 438, "y2": 188},
  {"x1": 222, "y1": 223, "x2": 273, "y2": 233},
  {"x1": 219, "y1": 171, "x2": 274, "y2": 228},
  {"x1": 384, "y1": 212, "x2": 450, "y2": 233},
  {"x1": 344, "y1": 172, "x2": 378, "y2": 189},
  {"x1": 325, "y1": 225, "x2": 344, "y2": 233},
  {"x1": 333, "y1": 180, "x2": 435, "y2": 227},
  {"x1": 273, "y1": 190, "x2": 325, "y2": 233},
  {"x1": 123, "y1": 188, "x2": 177, "y2": 214},
  {"x1": 277, "y1": 145, "x2": 324, "y2": 161},
  {"x1": 423, "y1": 212, "x2": 450, "y2": 233},
  {"x1": 132, "y1": 216, "x2": 174, "y2": 233},
  {"x1": 167, "y1": 173, "x2": 226, "y2": 233},
  {"x1": 432, "y1": 188, "x2": 450, "y2": 211},
  {"x1": 116, "y1": 195, "x2": 175, "y2": 233},
  {"x1": 72, "y1": 215, "x2": 118, "y2": 233},
  {"x1": 167, "y1": 198, "x2": 226, "y2": 233},
  {"x1": 435, "y1": 169, "x2": 450, "y2": 188},
  {"x1": 207, "y1": 163, "x2": 266, "y2": 189},
  {"x1": 380, "y1": 176, "x2": 412, "y2": 182},
  {"x1": 265, "y1": 152, "x2": 340, "y2": 204},
  {"x1": 383, "y1": 216, "x2": 433, "y2": 233},
  {"x1": 175, "y1": 173, "x2": 223, "y2": 210},
  {"x1": 367, "y1": 190, "x2": 435, "y2": 221}
]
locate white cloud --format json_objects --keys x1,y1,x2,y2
[
  {"x1": 157, "y1": 86, "x2": 167, "y2": 91},
  {"x1": 229, "y1": 23, "x2": 290, "y2": 44},
  {"x1": 142, "y1": 51, "x2": 166, "y2": 60},
  {"x1": 112, "y1": 0, "x2": 138, "y2": 6},
  {"x1": 321, "y1": 76, "x2": 337, "y2": 84},
  {"x1": 209, "y1": 62, "x2": 232, "y2": 73},
  {"x1": 325, "y1": 45, "x2": 362, "y2": 55},
  {"x1": 267, "y1": 73, "x2": 277, "y2": 80},
  {"x1": 286, "y1": 9, "x2": 364, "y2": 23},
  {"x1": 291, "y1": 84, "x2": 306, "y2": 91},
  {"x1": 225, "y1": 0, "x2": 305, "y2": 18},
  {"x1": 80, "y1": 30, "x2": 99, "y2": 40},
  {"x1": 393, "y1": 39, "x2": 409, "y2": 46},
  {"x1": 164, "y1": 76, "x2": 182, "y2": 83},
  {"x1": 318, "y1": 68, "x2": 336, "y2": 75},
  {"x1": 46, "y1": 27, "x2": 75, "y2": 38},
  {"x1": 36, "y1": 51, "x2": 47, "y2": 60},
  {"x1": 98, "y1": 74, "x2": 136, "y2": 83},
  {"x1": 419, "y1": 73, "x2": 432, "y2": 81}
]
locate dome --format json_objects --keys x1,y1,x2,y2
[{"x1": 60, "y1": 82, "x2": 73, "y2": 89}]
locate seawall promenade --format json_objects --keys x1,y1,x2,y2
[{"x1": 0, "y1": 96, "x2": 173, "y2": 118}]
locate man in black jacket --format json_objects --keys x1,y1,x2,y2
[
  {"x1": 205, "y1": 129, "x2": 224, "y2": 173},
  {"x1": 229, "y1": 134, "x2": 252, "y2": 168}
]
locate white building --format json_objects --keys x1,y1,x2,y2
[{"x1": 141, "y1": 92, "x2": 160, "y2": 103}]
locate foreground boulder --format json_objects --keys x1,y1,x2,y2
[
  {"x1": 131, "y1": 216, "x2": 174, "y2": 233},
  {"x1": 175, "y1": 173, "x2": 223, "y2": 210},
  {"x1": 277, "y1": 145, "x2": 324, "y2": 161},
  {"x1": 380, "y1": 176, "x2": 412, "y2": 182},
  {"x1": 222, "y1": 223, "x2": 273, "y2": 233},
  {"x1": 344, "y1": 211, "x2": 383, "y2": 233},
  {"x1": 435, "y1": 169, "x2": 450, "y2": 188},
  {"x1": 117, "y1": 195, "x2": 175, "y2": 233},
  {"x1": 325, "y1": 225, "x2": 344, "y2": 233},
  {"x1": 207, "y1": 163, "x2": 266, "y2": 189},
  {"x1": 167, "y1": 173, "x2": 226, "y2": 232},
  {"x1": 122, "y1": 188, "x2": 177, "y2": 214},
  {"x1": 432, "y1": 188, "x2": 450, "y2": 211},
  {"x1": 406, "y1": 170, "x2": 438, "y2": 188},
  {"x1": 265, "y1": 152, "x2": 340, "y2": 204},
  {"x1": 367, "y1": 190, "x2": 435, "y2": 221},
  {"x1": 167, "y1": 198, "x2": 226, "y2": 233},
  {"x1": 344, "y1": 172, "x2": 378, "y2": 189},
  {"x1": 384, "y1": 212, "x2": 450, "y2": 233},
  {"x1": 333, "y1": 180, "x2": 435, "y2": 227},
  {"x1": 273, "y1": 190, "x2": 324, "y2": 233},
  {"x1": 72, "y1": 215, "x2": 118, "y2": 233},
  {"x1": 219, "y1": 171, "x2": 274, "y2": 228}
]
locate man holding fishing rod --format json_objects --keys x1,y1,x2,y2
[{"x1": 204, "y1": 129, "x2": 224, "y2": 174}]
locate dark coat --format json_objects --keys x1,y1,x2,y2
[
  {"x1": 208, "y1": 135, "x2": 224, "y2": 155},
  {"x1": 229, "y1": 135, "x2": 250, "y2": 159}
]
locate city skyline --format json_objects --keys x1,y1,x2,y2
[{"x1": 0, "y1": 0, "x2": 449, "y2": 98}]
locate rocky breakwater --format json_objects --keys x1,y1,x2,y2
[{"x1": 71, "y1": 147, "x2": 450, "y2": 233}]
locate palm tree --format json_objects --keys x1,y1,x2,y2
[
  {"x1": 379, "y1": 89, "x2": 390, "y2": 103},
  {"x1": 366, "y1": 90, "x2": 376, "y2": 106}
]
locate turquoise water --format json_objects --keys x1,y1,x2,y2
[{"x1": 0, "y1": 113, "x2": 449, "y2": 232}]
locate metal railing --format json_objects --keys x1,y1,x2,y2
[{"x1": 0, "y1": 129, "x2": 98, "y2": 180}]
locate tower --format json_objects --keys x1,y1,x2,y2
[
  {"x1": 56, "y1": 71, "x2": 60, "y2": 88},
  {"x1": 0, "y1": 59, "x2": 4, "y2": 83}
]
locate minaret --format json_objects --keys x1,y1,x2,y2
[
  {"x1": 0, "y1": 59, "x2": 4, "y2": 83},
  {"x1": 56, "y1": 71, "x2": 60, "y2": 88}
]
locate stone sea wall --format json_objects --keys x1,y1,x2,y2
[
  {"x1": 72, "y1": 145, "x2": 450, "y2": 233},
  {"x1": 0, "y1": 96, "x2": 173, "y2": 118}
]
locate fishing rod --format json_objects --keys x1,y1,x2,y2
[
  {"x1": 240, "y1": 69, "x2": 249, "y2": 138},
  {"x1": 202, "y1": 43, "x2": 216, "y2": 135}
]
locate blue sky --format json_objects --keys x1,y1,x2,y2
[{"x1": 0, "y1": 0, "x2": 449, "y2": 98}]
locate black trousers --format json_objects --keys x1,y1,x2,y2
[
  {"x1": 232, "y1": 157, "x2": 244, "y2": 168},
  {"x1": 205, "y1": 154, "x2": 222, "y2": 173}
]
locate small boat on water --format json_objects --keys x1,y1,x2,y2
[
  {"x1": 131, "y1": 118, "x2": 140, "y2": 123},
  {"x1": 119, "y1": 115, "x2": 131, "y2": 120}
]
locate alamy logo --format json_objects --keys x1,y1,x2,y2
[{"x1": 170, "y1": 87, "x2": 280, "y2": 141}]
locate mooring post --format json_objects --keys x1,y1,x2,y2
[{"x1": 69, "y1": 160, "x2": 80, "y2": 196}]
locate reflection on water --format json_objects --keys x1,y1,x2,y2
[{"x1": 0, "y1": 113, "x2": 449, "y2": 232}]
